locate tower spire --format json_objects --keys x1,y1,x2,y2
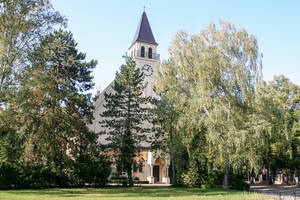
[{"x1": 130, "y1": 11, "x2": 158, "y2": 48}]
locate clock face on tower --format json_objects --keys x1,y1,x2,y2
[{"x1": 142, "y1": 64, "x2": 153, "y2": 76}]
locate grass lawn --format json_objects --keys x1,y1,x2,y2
[{"x1": 0, "y1": 187, "x2": 277, "y2": 200}]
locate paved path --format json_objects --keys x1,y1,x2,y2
[{"x1": 250, "y1": 185, "x2": 300, "y2": 200}]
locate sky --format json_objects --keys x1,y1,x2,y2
[{"x1": 51, "y1": 0, "x2": 300, "y2": 94}]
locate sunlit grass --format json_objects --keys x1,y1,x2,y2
[{"x1": 0, "y1": 187, "x2": 277, "y2": 200}]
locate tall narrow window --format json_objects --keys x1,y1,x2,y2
[
  {"x1": 148, "y1": 47, "x2": 152, "y2": 59},
  {"x1": 141, "y1": 46, "x2": 145, "y2": 57}
]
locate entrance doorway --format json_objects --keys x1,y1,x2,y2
[{"x1": 153, "y1": 165, "x2": 160, "y2": 183}]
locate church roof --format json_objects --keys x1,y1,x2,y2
[{"x1": 130, "y1": 11, "x2": 158, "y2": 47}]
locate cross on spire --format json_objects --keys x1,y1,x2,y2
[{"x1": 122, "y1": 52, "x2": 130, "y2": 62}]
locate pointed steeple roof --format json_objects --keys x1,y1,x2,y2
[{"x1": 131, "y1": 11, "x2": 158, "y2": 47}]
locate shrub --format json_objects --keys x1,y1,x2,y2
[
  {"x1": 230, "y1": 174, "x2": 250, "y2": 190},
  {"x1": 0, "y1": 153, "x2": 111, "y2": 189},
  {"x1": 74, "y1": 154, "x2": 111, "y2": 187},
  {"x1": 0, "y1": 163, "x2": 20, "y2": 188},
  {"x1": 181, "y1": 168, "x2": 200, "y2": 187},
  {"x1": 199, "y1": 171, "x2": 223, "y2": 189},
  {"x1": 173, "y1": 170, "x2": 184, "y2": 186}
]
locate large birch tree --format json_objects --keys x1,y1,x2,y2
[{"x1": 155, "y1": 21, "x2": 263, "y2": 189}]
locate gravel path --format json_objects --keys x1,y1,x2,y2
[{"x1": 250, "y1": 185, "x2": 300, "y2": 200}]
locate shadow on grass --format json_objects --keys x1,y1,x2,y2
[{"x1": 2, "y1": 187, "x2": 247, "y2": 198}]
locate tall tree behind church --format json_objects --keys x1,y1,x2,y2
[{"x1": 100, "y1": 58, "x2": 151, "y2": 186}]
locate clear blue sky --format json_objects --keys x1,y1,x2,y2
[{"x1": 51, "y1": 0, "x2": 300, "y2": 93}]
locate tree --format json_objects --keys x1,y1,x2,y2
[
  {"x1": 0, "y1": 0, "x2": 65, "y2": 165},
  {"x1": 0, "y1": 0, "x2": 65, "y2": 96},
  {"x1": 100, "y1": 58, "x2": 151, "y2": 186},
  {"x1": 155, "y1": 22, "x2": 263, "y2": 189},
  {"x1": 263, "y1": 76, "x2": 300, "y2": 183},
  {"x1": 17, "y1": 29, "x2": 97, "y2": 168},
  {"x1": 151, "y1": 96, "x2": 179, "y2": 184}
]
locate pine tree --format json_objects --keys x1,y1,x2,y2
[
  {"x1": 17, "y1": 29, "x2": 97, "y2": 167},
  {"x1": 100, "y1": 58, "x2": 151, "y2": 186}
]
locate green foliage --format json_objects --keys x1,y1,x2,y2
[
  {"x1": 0, "y1": 0, "x2": 66, "y2": 169},
  {"x1": 155, "y1": 21, "x2": 263, "y2": 189},
  {"x1": 109, "y1": 176, "x2": 149, "y2": 185},
  {"x1": 0, "y1": 155, "x2": 111, "y2": 189},
  {"x1": 229, "y1": 174, "x2": 250, "y2": 190},
  {"x1": 0, "y1": 0, "x2": 66, "y2": 100},
  {"x1": 181, "y1": 168, "x2": 200, "y2": 187},
  {"x1": 0, "y1": 163, "x2": 20, "y2": 188},
  {"x1": 100, "y1": 58, "x2": 152, "y2": 186},
  {"x1": 75, "y1": 153, "x2": 111, "y2": 187},
  {"x1": 152, "y1": 21, "x2": 300, "y2": 188},
  {"x1": 0, "y1": 4, "x2": 109, "y2": 187},
  {"x1": 15, "y1": 29, "x2": 97, "y2": 164},
  {"x1": 198, "y1": 171, "x2": 223, "y2": 189}
]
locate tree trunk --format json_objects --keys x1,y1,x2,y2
[
  {"x1": 223, "y1": 156, "x2": 230, "y2": 189},
  {"x1": 171, "y1": 157, "x2": 175, "y2": 184},
  {"x1": 169, "y1": 119, "x2": 176, "y2": 184},
  {"x1": 247, "y1": 170, "x2": 250, "y2": 183},
  {"x1": 223, "y1": 102, "x2": 231, "y2": 189},
  {"x1": 127, "y1": 168, "x2": 133, "y2": 186}
]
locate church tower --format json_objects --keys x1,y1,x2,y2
[
  {"x1": 129, "y1": 11, "x2": 159, "y2": 97},
  {"x1": 89, "y1": 11, "x2": 169, "y2": 184}
]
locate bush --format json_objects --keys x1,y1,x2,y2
[
  {"x1": 0, "y1": 163, "x2": 20, "y2": 188},
  {"x1": 0, "y1": 153, "x2": 111, "y2": 189},
  {"x1": 230, "y1": 174, "x2": 250, "y2": 190},
  {"x1": 199, "y1": 171, "x2": 223, "y2": 189},
  {"x1": 0, "y1": 162, "x2": 72, "y2": 189},
  {"x1": 181, "y1": 168, "x2": 200, "y2": 187},
  {"x1": 109, "y1": 179, "x2": 149, "y2": 184},
  {"x1": 74, "y1": 154, "x2": 111, "y2": 187},
  {"x1": 135, "y1": 181, "x2": 149, "y2": 184},
  {"x1": 173, "y1": 170, "x2": 184, "y2": 186},
  {"x1": 176, "y1": 168, "x2": 223, "y2": 189}
]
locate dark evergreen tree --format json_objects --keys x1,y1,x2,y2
[
  {"x1": 100, "y1": 58, "x2": 151, "y2": 186},
  {"x1": 17, "y1": 29, "x2": 97, "y2": 171}
]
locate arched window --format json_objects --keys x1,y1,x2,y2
[
  {"x1": 141, "y1": 46, "x2": 145, "y2": 57},
  {"x1": 148, "y1": 47, "x2": 152, "y2": 59}
]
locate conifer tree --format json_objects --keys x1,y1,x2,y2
[
  {"x1": 100, "y1": 58, "x2": 151, "y2": 186},
  {"x1": 17, "y1": 29, "x2": 97, "y2": 166}
]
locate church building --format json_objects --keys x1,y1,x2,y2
[{"x1": 88, "y1": 11, "x2": 170, "y2": 184}]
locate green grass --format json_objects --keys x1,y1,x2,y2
[{"x1": 0, "y1": 187, "x2": 277, "y2": 200}]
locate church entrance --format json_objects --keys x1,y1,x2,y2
[{"x1": 153, "y1": 165, "x2": 160, "y2": 183}]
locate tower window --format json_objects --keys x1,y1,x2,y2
[
  {"x1": 141, "y1": 46, "x2": 145, "y2": 57},
  {"x1": 148, "y1": 48, "x2": 152, "y2": 59}
]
